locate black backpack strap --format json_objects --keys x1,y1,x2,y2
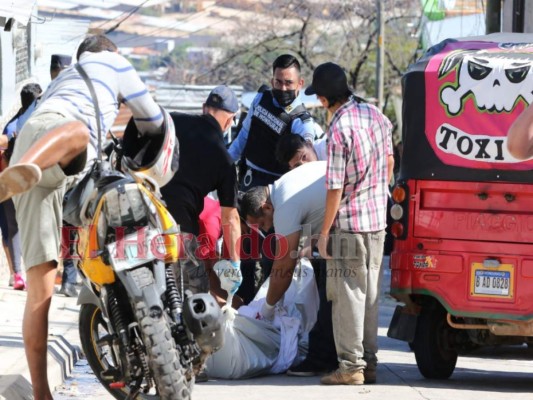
[{"x1": 75, "y1": 63, "x2": 102, "y2": 162}]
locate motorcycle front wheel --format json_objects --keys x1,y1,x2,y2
[{"x1": 79, "y1": 303, "x2": 129, "y2": 400}]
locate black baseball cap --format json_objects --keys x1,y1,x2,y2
[
  {"x1": 50, "y1": 54, "x2": 72, "y2": 70},
  {"x1": 205, "y1": 85, "x2": 239, "y2": 113},
  {"x1": 305, "y1": 62, "x2": 350, "y2": 97}
]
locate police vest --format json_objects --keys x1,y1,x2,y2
[{"x1": 243, "y1": 90, "x2": 311, "y2": 175}]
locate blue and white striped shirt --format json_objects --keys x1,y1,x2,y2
[{"x1": 34, "y1": 51, "x2": 163, "y2": 160}]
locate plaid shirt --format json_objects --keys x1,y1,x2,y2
[{"x1": 326, "y1": 96, "x2": 393, "y2": 233}]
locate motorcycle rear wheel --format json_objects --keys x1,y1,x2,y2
[{"x1": 132, "y1": 266, "x2": 191, "y2": 400}]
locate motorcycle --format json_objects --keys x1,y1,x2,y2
[{"x1": 67, "y1": 112, "x2": 223, "y2": 399}]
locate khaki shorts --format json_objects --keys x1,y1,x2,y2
[{"x1": 11, "y1": 112, "x2": 81, "y2": 270}]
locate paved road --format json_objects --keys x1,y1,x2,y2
[{"x1": 54, "y1": 300, "x2": 533, "y2": 400}]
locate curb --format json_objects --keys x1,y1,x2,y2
[{"x1": 0, "y1": 334, "x2": 80, "y2": 400}]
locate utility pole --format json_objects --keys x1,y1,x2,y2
[
  {"x1": 485, "y1": 0, "x2": 501, "y2": 34},
  {"x1": 376, "y1": 0, "x2": 385, "y2": 110},
  {"x1": 512, "y1": 0, "x2": 525, "y2": 33}
]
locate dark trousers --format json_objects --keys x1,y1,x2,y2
[
  {"x1": 176, "y1": 232, "x2": 208, "y2": 294},
  {"x1": 306, "y1": 258, "x2": 338, "y2": 368},
  {"x1": 62, "y1": 258, "x2": 78, "y2": 284},
  {"x1": 0, "y1": 199, "x2": 22, "y2": 273},
  {"x1": 62, "y1": 223, "x2": 79, "y2": 284}
]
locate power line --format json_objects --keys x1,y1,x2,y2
[
  {"x1": 105, "y1": 0, "x2": 152, "y2": 34},
  {"x1": 113, "y1": 0, "x2": 229, "y2": 45}
]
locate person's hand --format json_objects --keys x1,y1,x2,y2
[
  {"x1": 258, "y1": 301, "x2": 275, "y2": 322},
  {"x1": 317, "y1": 232, "x2": 331, "y2": 259},
  {"x1": 213, "y1": 260, "x2": 242, "y2": 295}
]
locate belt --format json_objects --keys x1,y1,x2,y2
[{"x1": 243, "y1": 167, "x2": 279, "y2": 186}]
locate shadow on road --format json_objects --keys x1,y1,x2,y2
[{"x1": 384, "y1": 361, "x2": 533, "y2": 393}]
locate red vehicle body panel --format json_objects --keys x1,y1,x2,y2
[{"x1": 391, "y1": 180, "x2": 533, "y2": 321}]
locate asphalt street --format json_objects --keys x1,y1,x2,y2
[{"x1": 53, "y1": 266, "x2": 533, "y2": 400}]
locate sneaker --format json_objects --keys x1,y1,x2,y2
[
  {"x1": 320, "y1": 369, "x2": 364, "y2": 385},
  {"x1": 13, "y1": 273, "x2": 25, "y2": 290},
  {"x1": 287, "y1": 359, "x2": 335, "y2": 377},
  {"x1": 8, "y1": 274, "x2": 14, "y2": 287},
  {"x1": 364, "y1": 368, "x2": 376, "y2": 384},
  {"x1": 0, "y1": 163, "x2": 42, "y2": 203},
  {"x1": 57, "y1": 282, "x2": 78, "y2": 297}
]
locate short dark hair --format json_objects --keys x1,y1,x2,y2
[
  {"x1": 20, "y1": 83, "x2": 42, "y2": 110},
  {"x1": 275, "y1": 134, "x2": 309, "y2": 165},
  {"x1": 76, "y1": 35, "x2": 117, "y2": 60},
  {"x1": 241, "y1": 186, "x2": 268, "y2": 218},
  {"x1": 272, "y1": 54, "x2": 301, "y2": 74},
  {"x1": 324, "y1": 90, "x2": 353, "y2": 109}
]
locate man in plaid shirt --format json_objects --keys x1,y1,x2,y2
[{"x1": 306, "y1": 62, "x2": 394, "y2": 385}]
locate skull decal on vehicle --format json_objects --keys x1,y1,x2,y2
[{"x1": 439, "y1": 45, "x2": 533, "y2": 115}]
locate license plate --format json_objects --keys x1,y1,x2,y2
[
  {"x1": 107, "y1": 229, "x2": 165, "y2": 272},
  {"x1": 470, "y1": 263, "x2": 513, "y2": 298}
]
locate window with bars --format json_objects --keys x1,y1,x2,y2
[{"x1": 13, "y1": 24, "x2": 31, "y2": 84}]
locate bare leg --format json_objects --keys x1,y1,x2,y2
[
  {"x1": 17, "y1": 120, "x2": 89, "y2": 170},
  {"x1": 23, "y1": 261, "x2": 57, "y2": 400},
  {"x1": 0, "y1": 121, "x2": 90, "y2": 203}
]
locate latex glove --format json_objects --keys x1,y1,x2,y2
[
  {"x1": 260, "y1": 301, "x2": 275, "y2": 322},
  {"x1": 213, "y1": 260, "x2": 242, "y2": 296}
]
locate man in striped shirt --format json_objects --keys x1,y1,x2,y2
[
  {"x1": 307, "y1": 62, "x2": 394, "y2": 386},
  {"x1": 0, "y1": 35, "x2": 164, "y2": 400}
]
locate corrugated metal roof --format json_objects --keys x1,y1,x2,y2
[
  {"x1": 155, "y1": 84, "x2": 244, "y2": 114},
  {"x1": 0, "y1": 0, "x2": 37, "y2": 26}
]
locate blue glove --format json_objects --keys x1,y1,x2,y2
[{"x1": 213, "y1": 260, "x2": 243, "y2": 296}]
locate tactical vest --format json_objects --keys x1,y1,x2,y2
[{"x1": 243, "y1": 90, "x2": 311, "y2": 175}]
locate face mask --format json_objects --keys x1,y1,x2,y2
[{"x1": 272, "y1": 89, "x2": 297, "y2": 107}]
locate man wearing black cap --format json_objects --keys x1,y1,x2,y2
[
  {"x1": 160, "y1": 85, "x2": 242, "y2": 301},
  {"x1": 307, "y1": 62, "x2": 394, "y2": 385}
]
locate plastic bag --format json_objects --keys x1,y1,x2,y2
[
  {"x1": 204, "y1": 307, "x2": 281, "y2": 379},
  {"x1": 205, "y1": 259, "x2": 319, "y2": 379}
]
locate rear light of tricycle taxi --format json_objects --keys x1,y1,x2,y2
[
  {"x1": 391, "y1": 221, "x2": 404, "y2": 238},
  {"x1": 390, "y1": 203, "x2": 404, "y2": 220},
  {"x1": 392, "y1": 185, "x2": 406, "y2": 203}
]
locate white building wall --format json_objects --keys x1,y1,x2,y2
[{"x1": 0, "y1": 21, "x2": 37, "y2": 129}]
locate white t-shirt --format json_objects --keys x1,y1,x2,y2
[
  {"x1": 313, "y1": 136, "x2": 327, "y2": 161},
  {"x1": 269, "y1": 161, "x2": 326, "y2": 237}
]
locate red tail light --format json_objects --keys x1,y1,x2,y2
[
  {"x1": 391, "y1": 221, "x2": 404, "y2": 238},
  {"x1": 392, "y1": 186, "x2": 406, "y2": 203}
]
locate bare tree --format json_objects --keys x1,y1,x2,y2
[{"x1": 197, "y1": 0, "x2": 421, "y2": 101}]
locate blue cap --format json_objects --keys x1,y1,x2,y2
[{"x1": 205, "y1": 85, "x2": 239, "y2": 113}]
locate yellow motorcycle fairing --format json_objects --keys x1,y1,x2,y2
[{"x1": 77, "y1": 182, "x2": 180, "y2": 288}]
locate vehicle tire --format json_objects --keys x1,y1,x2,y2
[
  {"x1": 412, "y1": 302, "x2": 458, "y2": 379},
  {"x1": 79, "y1": 303, "x2": 128, "y2": 400},
  {"x1": 131, "y1": 267, "x2": 191, "y2": 400}
]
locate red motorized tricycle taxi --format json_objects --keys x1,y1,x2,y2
[{"x1": 387, "y1": 33, "x2": 533, "y2": 379}]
